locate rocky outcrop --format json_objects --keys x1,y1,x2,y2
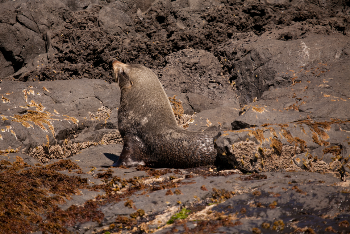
[
  {"x1": 0, "y1": 0, "x2": 349, "y2": 233},
  {"x1": 0, "y1": 78, "x2": 121, "y2": 162}
]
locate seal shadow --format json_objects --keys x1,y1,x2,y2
[{"x1": 102, "y1": 153, "x2": 120, "y2": 168}]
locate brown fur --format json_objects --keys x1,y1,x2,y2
[{"x1": 112, "y1": 61, "x2": 216, "y2": 168}]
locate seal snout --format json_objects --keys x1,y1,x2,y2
[
  {"x1": 112, "y1": 60, "x2": 125, "y2": 67},
  {"x1": 112, "y1": 60, "x2": 127, "y2": 72},
  {"x1": 112, "y1": 60, "x2": 128, "y2": 82}
]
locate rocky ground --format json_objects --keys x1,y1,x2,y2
[{"x1": 0, "y1": 0, "x2": 350, "y2": 233}]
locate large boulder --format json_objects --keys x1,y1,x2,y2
[
  {"x1": 217, "y1": 33, "x2": 350, "y2": 104},
  {"x1": 0, "y1": 79, "x2": 120, "y2": 161},
  {"x1": 98, "y1": 2, "x2": 134, "y2": 35},
  {"x1": 160, "y1": 49, "x2": 235, "y2": 101},
  {"x1": 0, "y1": 0, "x2": 67, "y2": 78},
  {"x1": 215, "y1": 119, "x2": 350, "y2": 175}
]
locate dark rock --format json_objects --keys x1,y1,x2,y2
[
  {"x1": 165, "y1": 90, "x2": 194, "y2": 115},
  {"x1": 215, "y1": 119, "x2": 350, "y2": 173},
  {"x1": 0, "y1": 79, "x2": 120, "y2": 156},
  {"x1": 0, "y1": 0, "x2": 349, "y2": 233},
  {"x1": 0, "y1": 1, "x2": 18, "y2": 25},
  {"x1": 218, "y1": 33, "x2": 350, "y2": 104},
  {"x1": 209, "y1": 172, "x2": 350, "y2": 233},
  {"x1": 98, "y1": 2, "x2": 133, "y2": 35},
  {"x1": 186, "y1": 93, "x2": 220, "y2": 113},
  {"x1": 187, "y1": 107, "x2": 240, "y2": 132},
  {"x1": 235, "y1": 106, "x2": 309, "y2": 127},
  {"x1": 231, "y1": 121, "x2": 256, "y2": 130},
  {"x1": 0, "y1": 23, "x2": 45, "y2": 74},
  {"x1": 0, "y1": 0, "x2": 68, "y2": 78},
  {"x1": 160, "y1": 49, "x2": 234, "y2": 102}
]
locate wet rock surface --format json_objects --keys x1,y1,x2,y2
[{"x1": 0, "y1": 0, "x2": 350, "y2": 233}]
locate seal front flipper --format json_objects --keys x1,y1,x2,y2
[{"x1": 113, "y1": 134, "x2": 146, "y2": 167}]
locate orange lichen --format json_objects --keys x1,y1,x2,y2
[
  {"x1": 311, "y1": 132, "x2": 328, "y2": 146},
  {"x1": 298, "y1": 120, "x2": 331, "y2": 141},
  {"x1": 323, "y1": 145, "x2": 342, "y2": 157},
  {"x1": 252, "y1": 190, "x2": 261, "y2": 196},
  {"x1": 43, "y1": 200, "x2": 103, "y2": 232},
  {"x1": 22, "y1": 89, "x2": 36, "y2": 103},
  {"x1": 62, "y1": 115, "x2": 79, "y2": 125},
  {"x1": 12, "y1": 110, "x2": 57, "y2": 135},
  {"x1": 339, "y1": 220, "x2": 349, "y2": 228},
  {"x1": 266, "y1": 127, "x2": 278, "y2": 137},
  {"x1": 252, "y1": 106, "x2": 265, "y2": 113},
  {"x1": 10, "y1": 129, "x2": 17, "y2": 139},
  {"x1": 294, "y1": 137, "x2": 307, "y2": 152},
  {"x1": 292, "y1": 185, "x2": 307, "y2": 195},
  {"x1": 280, "y1": 128, "x2": 295, "y2": 144},
  {"x1": 252, "y1": 227, "x2": 261, "y2": 234},
  {"x1": 0, "y1": 147, "x2": 19, "y2": 155},
  {"x1": 165, "y1": 189, "x2": 174, "y2": 195},
  {"x1": 115, "y1": 215, "x2": 137, "y2": 227},
  {"x1": 27, "y1": 100, "x2": 45, "y2": 112},
  {"x1": 124, "y1": 199, "x2": 134, "y2": 208},
  {"x1": 45, "y1": 159, "x2": 82, "y2": 172},
  {"x1": 211, "y1": 188, "x2": 235, "y2": 203},
  {"x1": 269, "y1": 201, "x2": 278, "y2": 209},
  {"x1": 130, "y1": 209, "x2": 145, "y2": 218},
  {"x1": 174, "y1": 189, "x2": 182, "y2": 195},
  {"x1": 261, "y1": 222, "x2": 270, "y2": 229},
  {"x1": 249, "y1": 129, "x2": 265, "y2": 143},
  {"x1": 43, "y1": 86, "x2": 50, "y2": 92},
  {"x1": 168, "y1": 95, "x2": 193, "y2": 129},
  {"x1": 1, "y1": 96, "x2": 10, "y2": 103},
  {"x1": 272, "y1": 220, "x2": 285, "y2": 231},
  {"x1": 270, "y1": 138, "x2": 283, "y2": 155},
  {"x1": 169, "y1": 95, "x2": 184, "y2": 118},
  {"x1": 0, "y1": 157, "x2": 94, "y2": 233},
  {"x1": 206, "y1": 118, "x2": 212, "y2": 127}
]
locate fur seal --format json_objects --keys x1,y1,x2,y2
[{"x1": 112, "y1": 60, "x2": 217, "y2": 168}]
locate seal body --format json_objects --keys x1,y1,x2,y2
[{"x1": 112, "y1": 61, "x2": 216, "y2": 168}]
